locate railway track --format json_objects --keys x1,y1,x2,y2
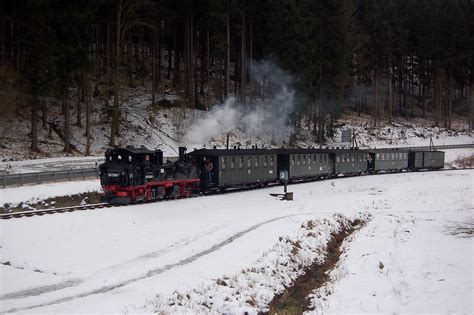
[
  {"x1": 0, "y1": 203, "x2": 120, "y2": 220},
  {"x1": 1, "y1": 167, "x2": 472, "y2": 220}
]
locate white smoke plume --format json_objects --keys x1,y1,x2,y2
[{"x1": 183, "y1": 60, "x2": 295, "y2": 147}]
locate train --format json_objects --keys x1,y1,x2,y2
[{"x1": 99, "y1": 145, "x2": 445, "y2": 204}]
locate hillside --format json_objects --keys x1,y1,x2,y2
[{"x1": 0, "y1": 87, "x2": 472, "y2": 162}]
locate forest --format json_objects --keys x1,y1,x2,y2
[{"x1": 0, "y1": 0, "x2": 473, "y2": 153}]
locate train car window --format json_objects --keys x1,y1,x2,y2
[
  {"x1": 254, "y1": 156, "x2": 259, "y2": 168},
  {"x1": 221, "y1": 157, "x2": 226, "y2": 169},
  {"x1": 337, "y1": 155, "x2": 340, "y2": 163},
  {"x1": 270, "y1": 156, "x2": 274, "y2": 167},
  {"x1": 239, "y1": 157, "x2": 243, "y2": 168},
  {"x1": 297, "y1": 155, "x2": 301, "y2": 165},
  {"x1": 302, "y1": 155, "x2": 306, "y2": 165},
  {"x1": 263, "y1": 156, "x2": 268, "y2": 167},
  {"x1": 291, "y1": 155, "x2": 295, "y2": 166},
  {"x1": 308, "y1": 155, "x2": 311, "y2": 165},
  {"x1": 231, "y1": 157, "x2": 235, "y2": 169},
  {"x1": 351, "y1": 154, "x2": 355, "y2": 162},
  {"x1": 247, "y1": 157, "x2": 251, "y2": 168},
  {"x1": 324, "y1": 154, "x2": 327, "y2": 163},
  {"x1": 376, "y1": 153, "x2": 380, "y2": 160}
]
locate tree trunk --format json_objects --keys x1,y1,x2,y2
[
  {"x1": 110, "y1": 0, "x2": 122, "y2": 147},
  {"x1": 184, "y1": 2, "x2": 195, "y2": 110},
  {"x1": 225, "y1": 4, "x2": 230, "y2": 98},
  {"x1": 167, "y1": 45, "x2": 172, "y2": 79},
  {"x1": 85, "y1": 73, "x2": 91, "y2": 156},
  {"x1": 152, "y1": 29, "x2": 157, "y2": 105},
  {"x1": 388, "y1": 67, "x2": 393, "y2": 124},
  {"x1": 106, "y1": 22, "x2": 111, "y2": 104},
  {"x1": 173, "y1": 21, "x2": 180, "y2": 87},
  {"x1": 42, "y1": 98, "x2": 47, "y2": 129},
  {"x1": 398, "y1": 55, "x2": 403, "y2": 116},
  {"x1": 249, "y1": 15, "x2": 253, "y2": 104},
  {"x1": 375, "y1": 75, "x2": 379, "y2": 127},
  {"x1": 64, "y1": 86, "x2": 72, "y2": 153},
  {"x1": 31, "y1": 101, "x2": 39, "y2": 152},
  {"x1": 241, "y1": 8, "x2": 246, "y2": 106},
  {"x1": 469, "y1": 82, "x2": 474, "y2": 131},
  {"x1": 76, "y1": 78, "x2": 82, "y2": 127},
  {"x1": 206, "y1": 25, "x2": 210, "y2": 92}
]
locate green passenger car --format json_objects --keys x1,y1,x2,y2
[
  {"x1": 333, "y1": 149, "x2": 368, "y2": 175},
  {"x1": 367, "y1": 149, "x2": 409, "y2": 172},
  {"x1": 188, "y1": 148, "x2": 278, "y2": 187}
]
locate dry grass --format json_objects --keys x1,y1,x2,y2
[
  {"x1": 451, "y1": 154, "x2": 474, "y2": 169},
  {"x1": 266, "y1": 226, "x2": 357, "y2": 315},
  {"x1": 444, "y1": 219, "x2": 474, "y2": 238}
]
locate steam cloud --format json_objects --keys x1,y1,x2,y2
[{"x1": 183, "y1": 60, "x2": 295, "y2": 147}]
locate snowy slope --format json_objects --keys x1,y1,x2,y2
[
  {"x1": 0, "y1": 169, "x2": 472, "y2": 314},
  {"x1": 1, "y1": 86, "x2": 472, "y2": 164}
]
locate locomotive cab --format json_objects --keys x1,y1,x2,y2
[{"x1": 100, "y1": 147, "x2": 163, "y2": 187}]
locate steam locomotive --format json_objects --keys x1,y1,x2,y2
[
  {"x1": 99, "y1": 145, "x2": 445, "y2": 204},
  {"x1": 99, "y1": 146, "x2": 200, "y2": 204}
]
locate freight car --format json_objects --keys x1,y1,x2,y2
[{"x1": 408, "y1": 150, "x2": 445, "y2": 170}]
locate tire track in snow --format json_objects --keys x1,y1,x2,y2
[
  {"x1": 3, "y1": 212, "x2": 318, "y2": 313},
  {"x1": 0, "y1": 280, "x2": 82, "y2": 301},
  {"x1": 0, "y1": 225, "x2": 227, "y2": 301}
]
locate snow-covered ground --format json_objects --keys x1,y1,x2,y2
[
  {"x1": 0, "y1": 169, "x2": 472, "y2": 313},
  {"x1": 0, "y1": 180, "x2": 100, "y2": 207}
]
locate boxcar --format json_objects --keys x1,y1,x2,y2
[
  {"x1": 408, "y1": 150, "x2": 445, "y2": 170},
  {"x1": 367, "y1": 149, "x2": 409, "y2": 173},
  {"x1": 333, "y1": 149, "x2": 368, "y2": 175},
  {"x1": 188, "y1": 148, "x2": 278, "y2": 188},
  {"x1": 276, "y1": 148, "x2": 333, "y2": 180}
]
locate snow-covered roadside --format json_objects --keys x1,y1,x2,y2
[
  {"x1": 0, "y1": 170, "x2": 471, "y2": 314},
  {"x1": 0, "y1": 179, "x2": 100, "y2": 207},
  {"x1": 0, "y1": 156, "x2": 103, "y2": 175}
]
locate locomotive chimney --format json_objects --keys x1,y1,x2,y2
[{"x1": 178, "y1": 147, "x2": 187, "y2": 159}]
